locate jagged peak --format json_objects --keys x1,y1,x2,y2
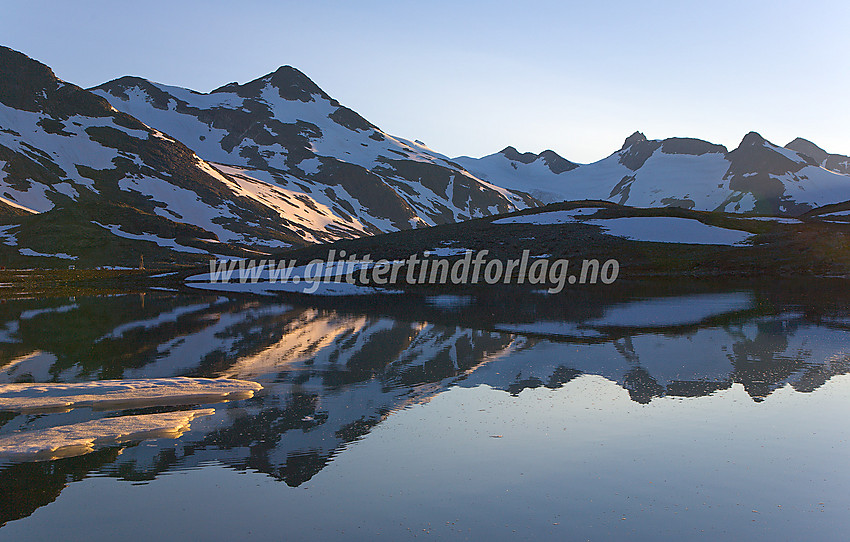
[
  {"x1": 538, "y1": 149, "x2": 563, "y2": 160},
  {"x1": 621, "y1": 131, "x2": 648, "y2": 150},
  {"x1": 495, "y1": 147, "x2": 577, "y2": 173},
  {"x1": 93, "y1": 75, "x2": 175, "y2": 95},
  {"x1": 786, "y1": 136, "x2": 818, "y2": 148},
  {"x1": 99, "y1": 75, "x2": 150, "y2": 86},
  {"x1": 266, "y1": 65, "x2": 326, "y2": 101},
  {"x1": 0, "y1": 46, "x2": 115, "y2": 119},
  {"x1": 91, "y1": 75, "x2": 178, "y2": 110},
  {"x1": 268, "y1": 65, "x2": 313, "y2": 85}
]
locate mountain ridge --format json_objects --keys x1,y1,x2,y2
[
  {"x1": 456, "y1": 130, "x2": 850, "y2": 214},
  {"x1": 2, "y1": 44, "x2": 850, "y2": 268},
  {"x1": 785, "y1": 137, "x2": 850, "y2": 175},
  {"x1": 0, "y1": 47, "x2": 537, "y2": 266},
  {"x1": 91, "y1": 65, "x2": 538, "y2": 231}
]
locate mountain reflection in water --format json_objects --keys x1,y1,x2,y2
[{"x1": 0, "y1": 283, "x2": 848, "y2": 528}]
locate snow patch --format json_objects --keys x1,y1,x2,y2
[
  {"x1": 425, "y1": 247, "x2": 472, "y2": 257},
  {"x1": 587, "y1": 216, "x2": 753, "y2": 245},
  {"x1": 93, "y1": 221, "x2": 208, "y2": 254},
  {"x1": 19, "y1": 248, "x2": 77, "y2": 260},
  {"x1": 0, "y1": 224, "x2": 18, "y2": 246}
]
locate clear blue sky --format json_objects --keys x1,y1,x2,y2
[{"x1": 2, "y1": 0, "x2": 848, "y2": 163}]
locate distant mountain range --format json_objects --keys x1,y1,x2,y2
[
  {"x1": 1, "y1": 45, "x2": 848, "y2": 266},
  {"x1": 456, "y1": 132, "x2": 850, "y2": 214}
]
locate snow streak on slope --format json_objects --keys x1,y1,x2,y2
[{"x1": 93, "y1": 69, "x2": 538, "y2": 236}]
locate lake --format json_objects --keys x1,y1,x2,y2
[{"x1": 0, "y1": 283, "x2": 848, "y2": 540}]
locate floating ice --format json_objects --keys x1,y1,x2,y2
[
  {"x1": 0, "y1": 378, "x2": 262, "y2": 413},
  {"x1": 0, "y1": 409, "x2": 214, "y2": 461}
]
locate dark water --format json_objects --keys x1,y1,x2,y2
[{"x1": 0, "y1": 284, "x2": 848, "y2": 540}]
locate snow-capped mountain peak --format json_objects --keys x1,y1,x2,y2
[{"x1": 0, "y1": 47, "x2": 539, "y2": 266}]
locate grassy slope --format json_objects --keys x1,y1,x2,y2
[
  {"x1": 260, "y1": 201, "x2": 850, "y2": 282},
  {"x1": 4, "y1": 201, "x2": 850, "y2": 296}
]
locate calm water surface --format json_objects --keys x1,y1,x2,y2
[{"x1": 0, "y1": 285, "x2": 848, "y2": 540}]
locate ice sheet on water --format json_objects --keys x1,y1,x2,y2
[
  {"x1": 0, "y1": 409, "x2": 215, "y2": 461},
  {"x1": 0, "y1": 377, "x2": 262, "y2": 413}
]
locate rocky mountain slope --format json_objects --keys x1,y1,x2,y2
[
  {"x1": 0, "y1": 46, "x2": 311, "y2": 266},
  {"x1": 90, "y1": 69, "x2": 536, "y2": 236},
  {"x1": 3, "y1": 43, "x2": 850, "y2": 268},
  {"x1": 0, "y1": 47, "x2": 536, "y2": 267},
  {"x1": 786, "y1": 137, "x2": 850, "y2": 175}
]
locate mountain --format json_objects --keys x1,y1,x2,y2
[
  {"x1": 452, "y1": 146, "x2": 580, "y2": 202},
  {"x1": 785, "y1": 137, "x2": 850, "y2": 175},
  {"x1": 3, "y1": 43, "x2": 850, "y2": 268},
  {"x1": 0, "y1": 46, "x2": 312, "y2": 266},
  {"x1": 0, "y1": 47, "x2": 537, "y2": 267},
  {"x1": 457, "y1": 132, "x2": 850, "y2": 215},
  {"x1": 90, "y1": 69, "x2": 537, "y2": 237}
]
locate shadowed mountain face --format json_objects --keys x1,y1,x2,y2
[
  {"x1": 456, "y1": 131, "x2": 850, "y2": 215},
  {"x1": 1, "y1": 285, "x2": 849, "y2": 524},
  {"x1": 0, "y1": 47, "x2": 538, "y2": 267},
  {"x1": 786, "y1": 137, "x2": 850, "y2": 175},
  {"x1": 90, "y1": 68, "x2": 538, "y2": 236},
  {"x1": 0, "y1": 47, "x2": 311, "y2": 266},
  {"x1": 500, "y1": 146, "x2": 580, "y2": 174},
  {"x1": 3, "y1": 44, "x2": 849, "y2": 266}
]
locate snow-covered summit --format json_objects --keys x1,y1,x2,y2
[
  {"x1": 92, "y1": 66, "x2": 538, "y2": 233},
  {"x1": 0, "y1": 47, "x2": 538, "y2": 266}
]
